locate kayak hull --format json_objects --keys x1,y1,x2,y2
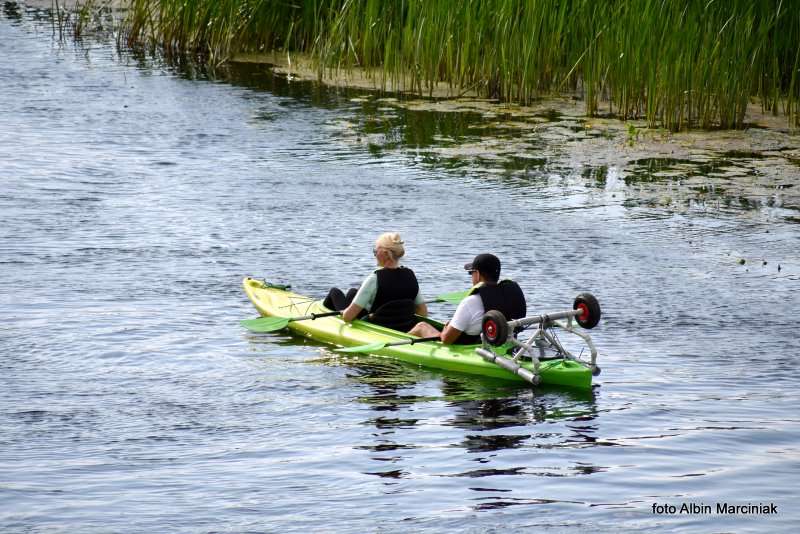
[{"x1": 242, "y1": 278, "x2": 593, "y2": 389}]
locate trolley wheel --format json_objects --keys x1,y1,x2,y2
[
  {"x1": 573, "y1": 293, "x2": 601, "y2": 329},
  {"x1": 482, "y1": 310, "x2": 509, "y2": 346}
]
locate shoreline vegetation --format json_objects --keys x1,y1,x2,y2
[
  {"x1": 30, "y1": 1, "x2": 800, "y2": 132},
  {"x1": 17, "y1": 0, "x2": 800, "y2": 214},
  {"x1": 116, "y1": 0, "x2": 800, "y2": 132},
  {"x1": 20, "y1": 0, "x2": 800, "y2": 215}
]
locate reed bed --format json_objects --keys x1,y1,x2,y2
[{"x1": 123, "y1": 0, "x2": 800, "y2": 130}]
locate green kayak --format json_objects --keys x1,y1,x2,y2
[{"x1": 242, "y1": 277, "x2": 599, "y2": 389}]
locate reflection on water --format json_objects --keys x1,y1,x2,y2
[
  {"x1": 2, "y1": 1, "x2": 22, "y2": 22},
  {"x1": 207, "y1": 62, "x2": 800, "y2": 219},
  {"x1": 330, "y1": 352, "x2": 605, "y2": 487}
]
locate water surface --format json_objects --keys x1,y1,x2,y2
[{"x1": 1, "y1": 6, "x2": 799, "y2": 533}]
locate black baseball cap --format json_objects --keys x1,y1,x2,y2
[{"x1": 464, "y1": 253, "x2": 501, "y2": 281}]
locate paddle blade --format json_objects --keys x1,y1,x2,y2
[
  {"x1": 436, "y1": 289, "x2": 469, "y2": 304},
  {"x1": 240, "y1": 317, "x2": 291, "y2": 332},
  {"x1": 336, "y1": 341, "x2": 388, "y2": 353}
]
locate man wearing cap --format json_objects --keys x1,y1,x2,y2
[{"x1": 408, "y1": 253, "x2": 527, "y2": 344}]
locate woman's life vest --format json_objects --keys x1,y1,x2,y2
[
  {"x1": 368, "y1": 267, "x2": 420, "y2": 331},
  {"x1": 472, "y1": 279, "x2": 527, "y2": 321},
  {"x1": 372, "y1": 267, "x2": 419, "y2": 310}
]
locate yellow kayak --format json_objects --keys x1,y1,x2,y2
[{"x1": 242, "y1": 277, "x2": 597, "y2": 389}]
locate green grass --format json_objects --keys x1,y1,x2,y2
[{"x1": 122, "y1": 0, "x2": 800, "y2": 130}]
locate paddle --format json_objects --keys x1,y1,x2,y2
[
  {"x1": 426, "y1": 289, "x2": 469, "y2": 305},
  {"x1": 337, "y1": 335, "x2": 441, "y2": 353},
  {"x1": 241, "y1": 290, "x2": 466, "y2": 334},
  {"x1": 240, "y1": 311, "x2": 340, "y2": 333}
]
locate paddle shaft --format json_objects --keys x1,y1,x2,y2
[
  {"x1": 337, "y1": 334, "x2": 441, "y2": 353},
  {"x1": 384, "y1": 335, "x2": 440, "y2": 348},
  {"x1": 240, "y1": 310, "x2": 342, "y2": 333},
  {"x1": 289, "y1": 311, "x2": 340, "y2": 323}
]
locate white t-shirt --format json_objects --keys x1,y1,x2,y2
[{"x1": 449, "y1": 294, "x2": 485, "y2": 335}]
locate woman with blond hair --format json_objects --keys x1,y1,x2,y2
[{"x1": 323, "y1": 232, "x2": 427, "y2": 331}]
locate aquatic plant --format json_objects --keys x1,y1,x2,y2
[
  {"x1": 122, "y1": 0, "x2": 800, "y2": 130},
  {"x1": 51, "y1": 0, "x2": 116, "y2": 41}
]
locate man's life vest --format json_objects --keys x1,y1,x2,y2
[
  {"x1": 452, "y1": 279, "x2": 527, "y2": 344},
  {"x1": 472, "y1": 279, "x2": 527, "y2": 321}
]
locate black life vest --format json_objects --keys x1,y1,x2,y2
[
  {"x1": 473, "y1": 280, "x2": 527, "y2": 321},
  {"x1": 368, "y1": 267, "x2": 420, "y2": 331},
  {"x1": 372, "y1": 267, "x2": 419, "y2": 310},
  {"x1": 452, "y1": 280, "x2": 526, "y2": 345}
]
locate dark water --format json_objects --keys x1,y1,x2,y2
[{"x1": 2, "y1": 7, "x2": 799, "y2": 533}]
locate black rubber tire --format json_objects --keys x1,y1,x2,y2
[
  {"x1": 482, "y1": 310, "x2": 509, "y2": 346},
  {"x1": 573, "y1": 293, "x2": 601, "y2": 329}
]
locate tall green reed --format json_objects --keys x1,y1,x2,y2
[{"x1": 122, "y1": 0, "x2": 800, "y2": 130}]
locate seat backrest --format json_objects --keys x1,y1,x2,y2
[{"x1": 367, "y1": 299, "x2": 417, "y2": 332}]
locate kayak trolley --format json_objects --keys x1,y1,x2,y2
[{"x1": 477, "y1": 293, "x2": 602, "y2": 386}]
